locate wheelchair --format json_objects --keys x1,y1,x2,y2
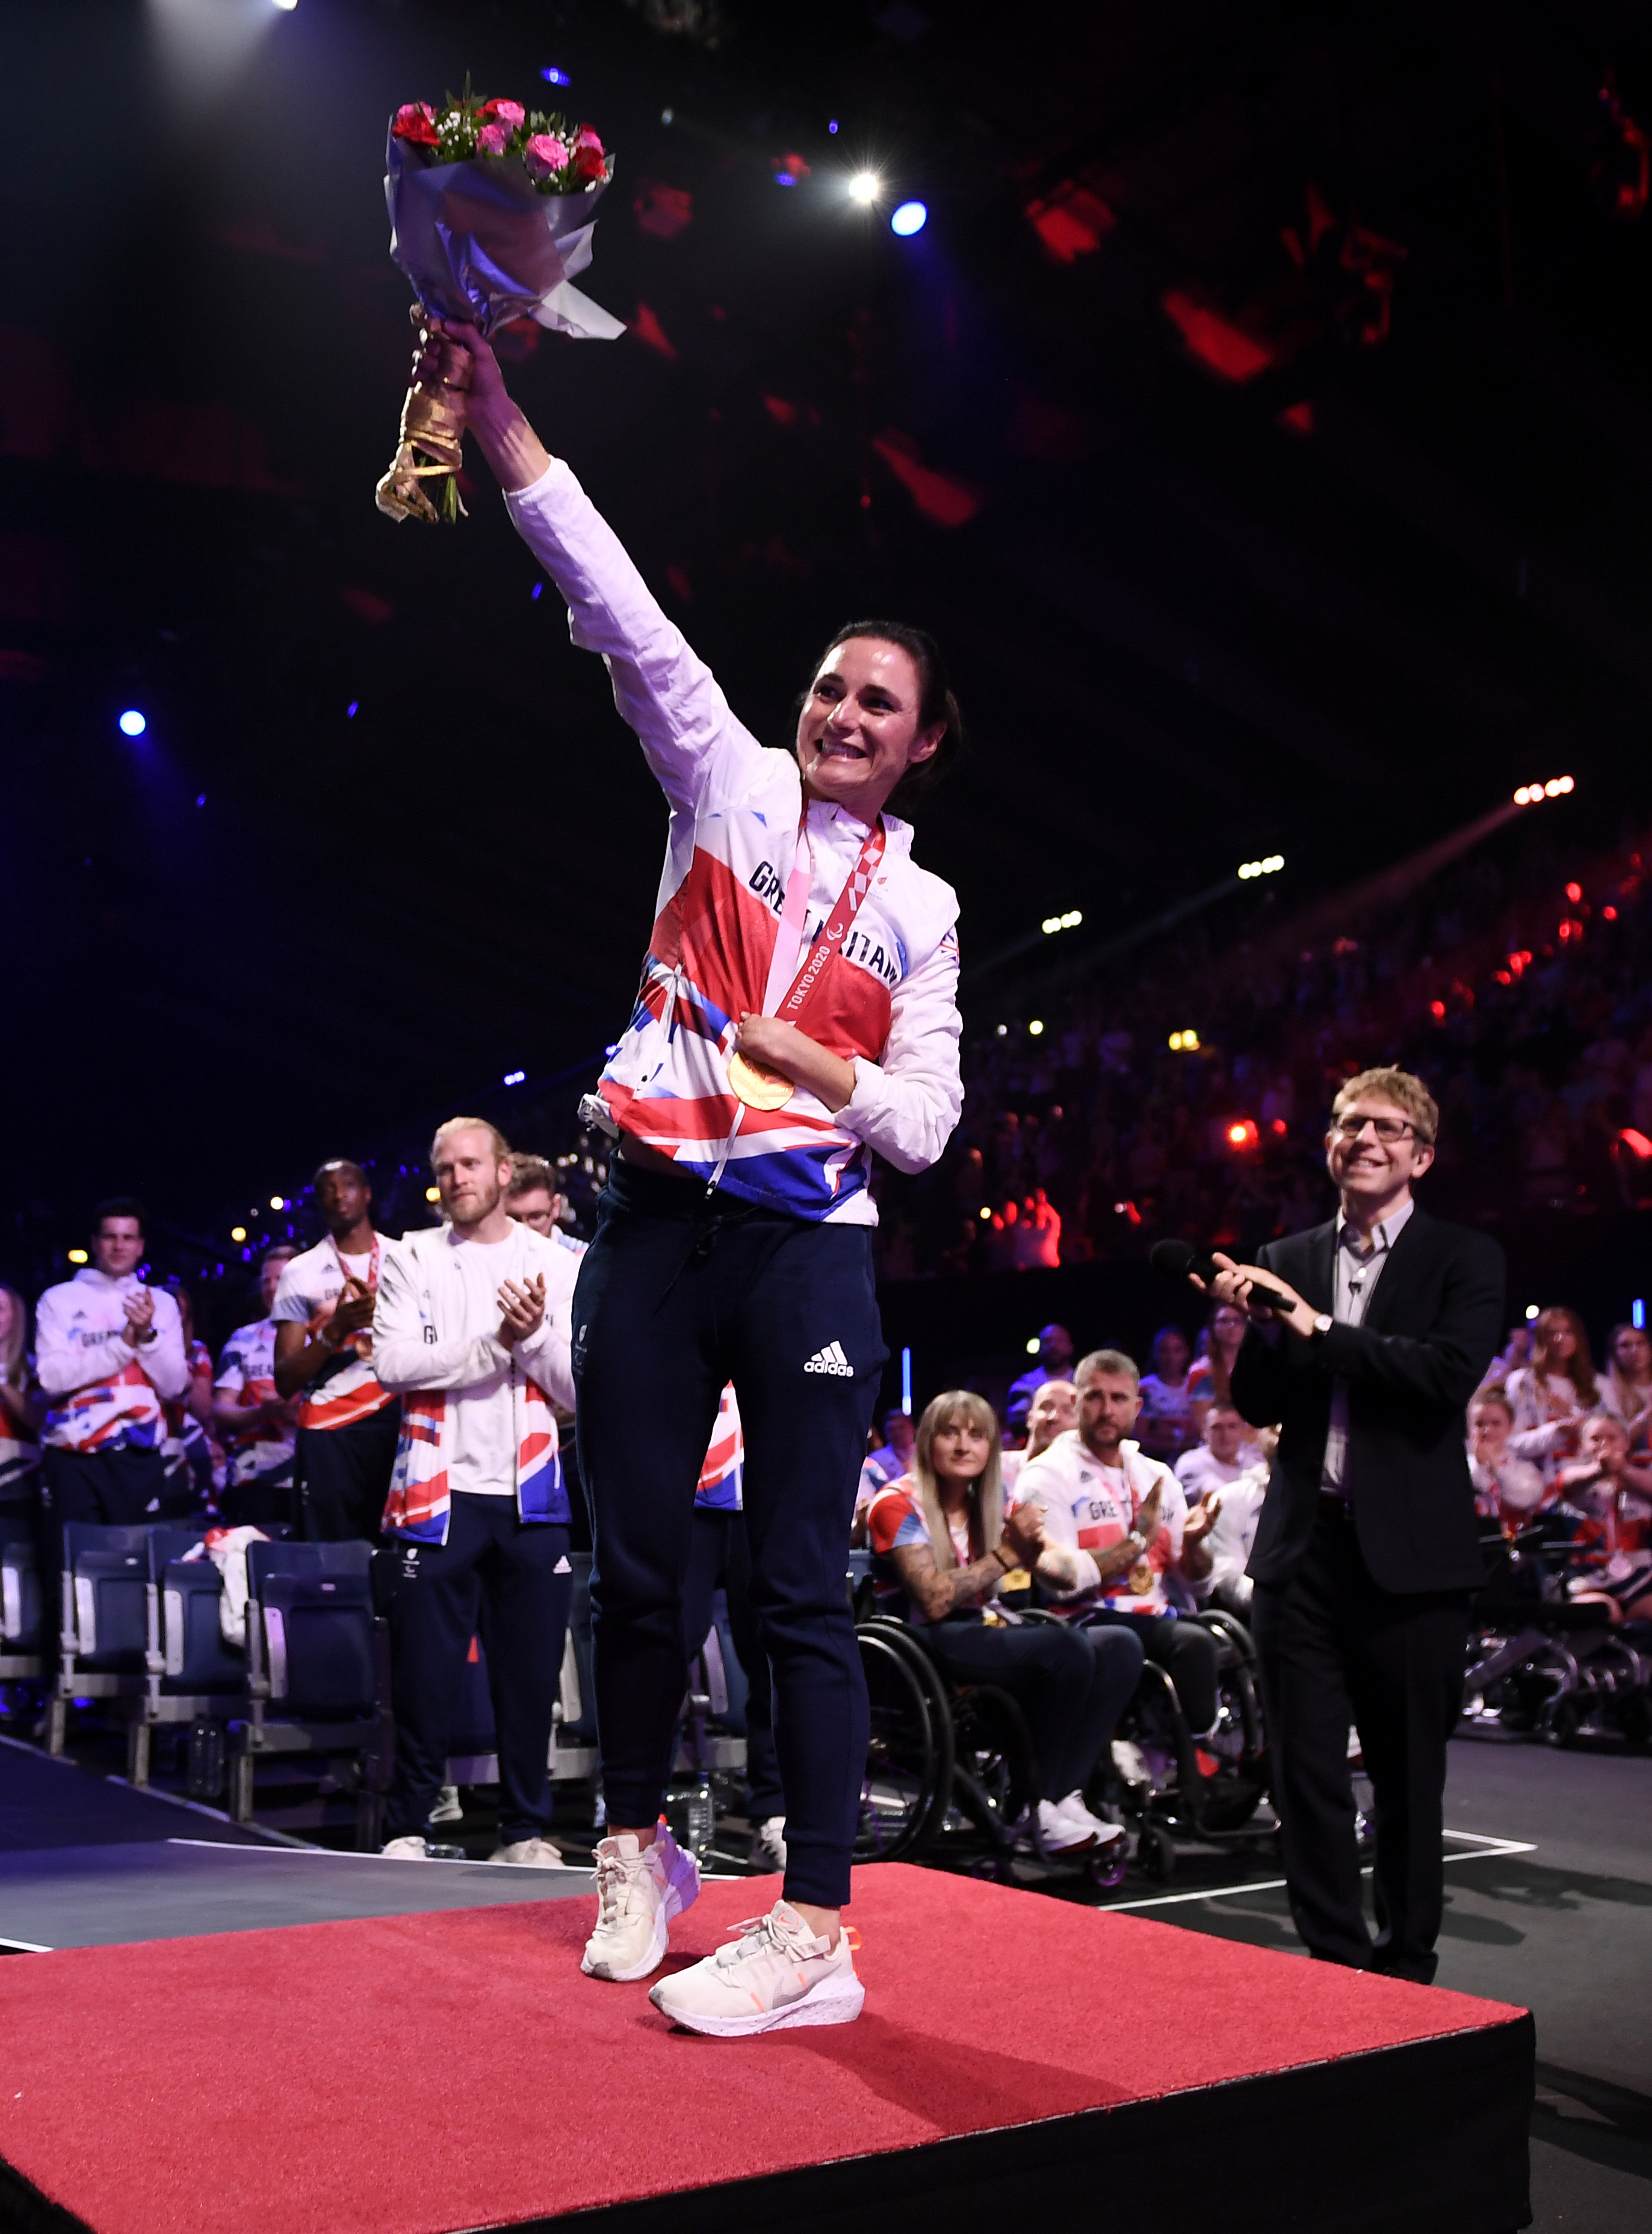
[
  {"x1": 1464, "y1": 1514, "x2": 1652, "y2": 1751},
  {"x1": 1078, "y1": 1604, "x2": 1274, "y2": 1883},
  {"x1": 854, "y1": 1612, "x2": 1128, "y2": 1890}
]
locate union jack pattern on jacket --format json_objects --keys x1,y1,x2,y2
[
  {"x1": 382, "y1": 1374, "x2": 565, "y2": 1544},
  {"x1": 695, "y1": 1384, "x2": 744, "y2": 1512},
  {"x1": 506, "y1": 460, "x2": 965, "y2": 1224},
  {"x1": 35, "y1": 1269, "x2": 188, "y2": 1454}
]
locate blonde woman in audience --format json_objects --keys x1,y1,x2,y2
[
  {"x1": 865, "y1": 1390, "x2": 1134, "y2": 1854},
  {"x1": 1598, "y1": 1323, "x2": 1652, "y2": 1448},
  {"x1": 1505, "y1": 1307, "x2": 1599, "y2": 1482}
]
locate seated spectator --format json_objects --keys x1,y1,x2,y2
[
  {"x1": 866, "y1": 1390, "x2": 1134, "y2": 1853},
  {"x1": 1012, "y1": 1348, "x2": 1222, "y2": 1737},
  {"x1": 852, "y1": 1408, "x2": 917, "y2": 1542},
  {"x1": 1556, "y1": 1412, "x2": 1652, "y2": 1620},
  {"x1": 214, "y1": 1248, "x2": 303, "y2": 1526},
  {"x1": 1174, "y1": 1399, "x2": 1258, "y2": 1506},
  {"x1": 1505, "y1": 1308, "x2": 1599, "y2": 1484},
  {"x1": 1467, "y1": 1387, "x2": 1547, "y2": 1525},
  {"x1": 1599, "y1": 1322, "x2": 1652, "y2": 1447},
  {"x1": 1001, "y1": 1378, "x2": 1076, "y2": 1496},
  {"x1": 1136, "y1": 1325, "x2": 1196, "y2": 1464},
  {"x1": 1004, "y1": 1323, "x2": 1074, "y2": 1434},
  {"x1": 36, "y1": 1201, "x2": 189, "y2": 1576},
  {"x1": 1187, "y1": 1302, "x2": 1248, "y2": 1438},
  {"x1": 0, "y1": 1285, "x2": 43, "y2": 1514},
  {"x1": 1189, "y1": 1462, "x2": 1269, "y2": 1615}
]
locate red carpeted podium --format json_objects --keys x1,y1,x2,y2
[{"x1": 0, "y1": 1863, "x2": 1532, "y2": 2234}]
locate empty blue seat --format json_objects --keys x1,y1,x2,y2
[
  {"x1": 60, "y1": 1523, "x2": 151, "y2": 1672},
  {"x1": 0, "y1": 1531, "x2": 43, "y2": 1659},
  {"x1": 155, "y1": 1539, "x2": 247, "y2": 1696},
  {"x1": 247, "y1": 1541, "x2": 375, "y2": 1719}
]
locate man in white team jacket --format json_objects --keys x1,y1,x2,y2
[{"x1": 372, "y1": 1118, "x2": 580, "y2": 1864}]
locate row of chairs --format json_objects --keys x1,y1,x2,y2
[{"x1": 0, "y1": 1524, "x2": 600, "y2": 1844}]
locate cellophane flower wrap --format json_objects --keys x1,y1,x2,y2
[{"x1": 376, "y1": 91, "x2": 623, "y2": 524}]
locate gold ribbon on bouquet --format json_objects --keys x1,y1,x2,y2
[{"x1": 375, "y1": 310, "x2": 473, "y2": 524}]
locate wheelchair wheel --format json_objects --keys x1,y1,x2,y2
[
  {"x1": 1540, "y1": 1695, "x2": 1581, "y2": 1749},
  {"x1": 855, "y1": 1625, "x2": 953, "y2": 1861},
  {"x1": 948, "y1": 1682, "x2": 1039, "y2": 1842}
]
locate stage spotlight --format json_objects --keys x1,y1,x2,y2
[
  {"x1": 272, "y1": 0, "x2": 297, "y2": 10},
  {"x1": 118, "y1": 709, "x2": 146, "y2": 737},
  {"x1": 849, "y1": 172, "x2": 882, "y2": 205},
  {"x1": 425, "y1": 1186, "x2": 441, "y2": 1203},
  {"x1": 1028, "y1": 1019, "x2": 1045, "y2": 1036},
  {"x1": 1041, "y1": 909, "x2": 1083, "y2": 935},
  {"x1": 891, "y1": 200, "x2": 928, "y2": 236},
  {"x1": 1237, "y1": 854, "x2": 1283, "y2": 879},
  {"x1": 67, "y1": 1249, "x2": 88, "y2": 1266},
  {"x1": 503, "y1": 1069, "x2": 526, "y2": 1086},
  {"x1": 540, "y1": 66, "x2": 571, "y2": 85},
  {"x1": 270, "y1": 1195, "x2": 285, "y2": 1210},
  {"x1": 231, "y1": 1227, "x2": 247, "y2": 1243},
  {"x1": 1525, "y1": 1304, "x2": 1539, "y2": 1320}
]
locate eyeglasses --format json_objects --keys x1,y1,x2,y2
[{"x1": 1331, "y1": 1113, "x2": 1420, "y2": 1143}]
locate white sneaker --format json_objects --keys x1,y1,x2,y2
[
  {"x1": 430, "y1": 1783, "x2": 463, "y2": 1825},
  {"x1": 1035, "y1": 1798, "x2": 1098, "y2": 1853},
  {"x1": 380, "y1": 1835, "x2": 430, "y2": 1860},
  {"x1": 581, "y1": 1826, "x2": 701, "y2": 1982},
  {"x1": 490, "y1": 1836, "x2": 565, "y2": 1867},
  {"x1": 649, "y1": 1901, "x2": 864, "y2": 2037},
  {"x1": 753, "y1": 1816, "x2": 788, "y2": 1871},
  {"x1": 1053, "y1": 1792, "x2": 1126, "y2": 1848}
]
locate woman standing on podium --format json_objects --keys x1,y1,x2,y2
[{"x1": 424, "y1": 316, "x2": 965, "y2": 2037}]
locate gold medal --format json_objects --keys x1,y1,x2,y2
[{"x1": 728, "y1": 1050, "x2": 793, "y2": 1110}]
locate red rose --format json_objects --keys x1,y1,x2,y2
[
  {"x1": 392, "y1": 102, "x2": 439, "y2": 147},
  {"x1": 572, "y1": 143, "x2": 607, "y2": 184},
  {"x1": 574, "y1": 125, "x2": 604, "y2": 153}
]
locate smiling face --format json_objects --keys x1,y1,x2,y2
[
  {"x1": 794, "y1": 637, "x2": 943, "y2": 821},
  {"x1": 1325, "y1": 1095, "x2": 1434, "y2": 1211}
]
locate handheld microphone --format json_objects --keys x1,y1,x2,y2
[{"x1": 1149, "y1": 1237, "x2": 1295, "y2": 1316}]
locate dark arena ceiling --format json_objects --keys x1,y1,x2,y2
[{"x1": 6, "y1": 0, "x2": 1652, "y2": 1252}]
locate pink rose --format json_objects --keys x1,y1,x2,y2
[
  {"x1": 524, "y1": 132, "x2": 571, "y2": 179},
  {"x1": 476, "y1": 122, "x2": 510, "y2": 156},
  {"x1": 574, "y1": 125, "x2": 604, "y2": 153},
  {"x1": 392, "y1": 102, "x2": 439, "y2": 147},
  {"x1": 478, "y1": 98, "x2": 525, "y2": 130}
]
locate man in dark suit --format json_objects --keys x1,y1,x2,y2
[{"x1": 1208, "y1": 1066, "x2": 1503, "y2": 1984}]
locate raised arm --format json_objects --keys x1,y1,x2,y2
[{"x1": 430, "y1": 317, "x2": 763, "y2": 815}]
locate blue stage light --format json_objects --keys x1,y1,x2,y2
[
  {"x1": 540, "y1": 66, "x2": 571, "y2": 85},
  {"x1": 531, "y1": 583, "x2": 543, "y2": 601},
  {"x1": 901, "y1": 1346, "x2": 912, "y2": 1415},
  {"x1": 1635, "y1": 1298, "x2": 1647, "y2": 1331},
  {"x1": 829, "y1": 120, "x2": 840, "y2": 135},
  {"x1": 196, "y1": 794, "x2": 206, "y2": 807},
  {"x1": 347, "y1": 701, "x2": 359, "y2": 717},
  {"x1": 118, "y1": 709, "x2": 146, "y2": 737},
  {"x1": 503, "y1": 1069, "x2": 526, "y2": 1086},
  {"x1": 891, "y1": 200, "x2": 927, "y2": 237}
]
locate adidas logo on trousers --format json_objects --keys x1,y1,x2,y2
[{"x1": 804, "y1": 1341, "x2": 855, "y2": 1377}]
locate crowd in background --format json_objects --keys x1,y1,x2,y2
[{"x1": 870, "y1": 823, "x2": 1652, "y2": 1281}]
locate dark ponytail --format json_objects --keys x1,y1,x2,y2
[{"x1": 804, "y1": 619, "x2": 964, "y2": 814}]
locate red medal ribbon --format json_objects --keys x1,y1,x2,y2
[{"x1": 770, "y1": 819, "x2": 887, "y2": 1029}]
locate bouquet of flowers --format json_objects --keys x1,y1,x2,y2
[{"x1": 376, "y1": 87, "x2": 624, "y2": 524}]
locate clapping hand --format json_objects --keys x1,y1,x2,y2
[
  {"x1": 326, "y1": 1276, "x2": 377, "y2": 1349},
  {"x1": 497, "y1": 1272, "x2": 546, "y2": 1351},
  {"x1": 1000, "y1": 1502, "x2": 1047, "y2": 1568},
  {"x1": 1135, "y1": 1480, "x2": 1164, "y2": 1547},
  {"x1": 1183, "y1": 1494, "x2": 1222, "y2": 1547},
  {"x1": 122, "y1": 1288, "x2": 156, "y2": 1347}
]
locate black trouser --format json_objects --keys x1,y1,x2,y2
[
  {"x1": 681, "y1": 1505, "x2": 782, "y2": 1821},
  {"x1": 220, "y1": 1458, "x2": 297, "y2": 1530},
  {"x1": 917, "y1": 1616, "x2": 1145, "y2": 1802},
  {"x1": 385, "y1": 1497, "x2": 572, "y2": 1845},
  {"x1": 1086, "y1": 1609, "x2": 1220, "y2": 1733},
  {"x1": 40, "y1": 1446, "x2": 167, "y2": 1664},
  {"x1": 573, "y1": 1156, "x2": 882, "y2": 1910},
  {"x1": 299, "y1": 1403, "x2": 400, "y2": 1542},
  {"x1": 1251, "y1": 1505, "x2": 1470, "y2": 1985}
]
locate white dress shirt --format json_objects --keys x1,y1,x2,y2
[{"x1": 1320, "y1": 1197, "x2": 1415, "y2": 1501}]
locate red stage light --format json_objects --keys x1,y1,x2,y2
[
  {"x1": 1270, "y1": 1118, "x2": 1288, "y2": 1136},
  {"x1": 1161, "y1": 291, "x2": 1277, "y2": 382},
  {"x1": 1620, "y1": 1129, "x2": 1652, "y2": 1160},
  {"x1": 1604, "y1": 906, "x2": 1619, "y2": 921},
  {"x1": 1429, "y1": 1000, "x2": 1446, "y2": 1018},
  {"x1": 1226, "y1": 1119, "x2": 1260, "y2": 1151},
  {"x1": 1566, "y1": 882, "x2": 1582, "y2": 903}
]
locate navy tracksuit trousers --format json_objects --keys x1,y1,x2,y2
[{"x1": 572, "y1": 1156, "x2": 883, "y2": 1908}]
